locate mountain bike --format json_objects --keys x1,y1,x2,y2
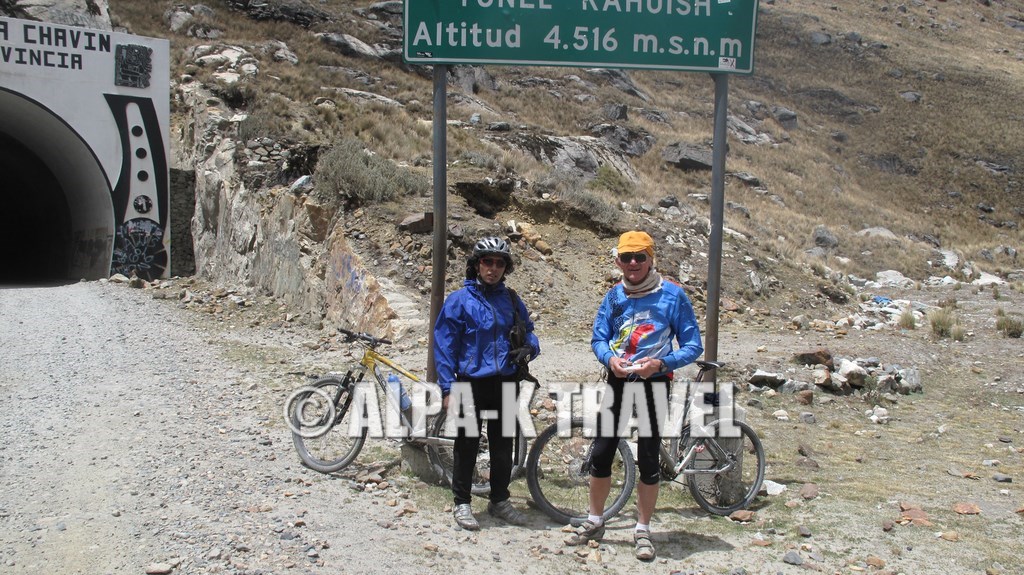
[
  {"x1": 525, "y1": 414, "x2": 637, "y2": 526},
  {"x1": 658, "y1": 360, "x2": 766, "y2": 515},
  {"x1": 525, "y1": 360, "x2": 764, "y2": 523},
  {"x1": 286, "y1": 328, "x2": 525, "y2": 494}
]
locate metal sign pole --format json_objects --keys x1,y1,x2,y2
[
  {"x1": 426, "y1": 64, "x2": 448, "y2": 383},
  {"x1": 704, "y1": 73, "x2": 729, "y2": 377}
]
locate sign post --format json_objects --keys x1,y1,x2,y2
[{"x1": 408, "y1": 0, "x2": 760, "y2": 379}]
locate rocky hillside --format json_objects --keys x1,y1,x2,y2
[{"x1": 8, "y1": 0, "x2": 1024, "y2": 340}]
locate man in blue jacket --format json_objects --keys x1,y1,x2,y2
[
  {"x1": 565, "y1": 230, "x2": 703, "y2": 560},
  {"x1": 434, "y1": 236, "x2": 540, "y2": 530}
]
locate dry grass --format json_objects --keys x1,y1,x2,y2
[
  {"x1": 995, "y1": 309, "x2": 1023, "y2": 338},
  {"x1": 898, "y1": 306, "x2": 916, "y2": 330}
]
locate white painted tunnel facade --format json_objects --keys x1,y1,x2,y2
[{"x1": 0, "y1": 17, "x2": 169, "y2": 281}]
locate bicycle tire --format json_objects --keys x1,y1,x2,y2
[
  {"x1": 425, "y1": 409, "x2": 527, "y2": 495},
  {"x1": 685, "y1": 420, "x2": 765, "y2": 516},
  {"x1": 289, "y1": 376, "x2": 367, "y2": 473},
  {"x1": 525, "y1": 418, "x2": 637, "y2": 525}
]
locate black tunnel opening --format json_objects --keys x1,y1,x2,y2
[{"x1": 0, "y1": 132, "x2": 74, "y2": 284}]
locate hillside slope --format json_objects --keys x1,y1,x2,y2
[{"x1": 103, "y1": 0, "x2": 1023, "y2": 338}]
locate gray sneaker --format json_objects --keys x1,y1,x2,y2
[
  {"x1": 453, "y1": 503, "x2": 479, "y2": 531},
  {"x1": 563, "y1": 519, "x2": 605, "y2": 545},
  {"x1": 487, "y1": 499, "x2": 527, "y2": 525}
]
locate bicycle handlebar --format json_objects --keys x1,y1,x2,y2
[{"x1": 338, "y1": 327, "x2": 392, "y2": 347}]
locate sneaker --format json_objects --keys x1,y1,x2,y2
[
  {"x1": 453, "y1": 503, "x2": 479, "y2": 531},
  {"x1": 634, "y1": 529, "x2": 656, "y2": 561},
  {"x1": 563, "y1": 519, "x2": 605, "y2": 545},
  {"x1": 487, "y1": 499, "x2": 527, "y2": 525}
]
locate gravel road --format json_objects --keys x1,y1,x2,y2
[
  {"x1": 3, "y1": 280, "x2": 1021, "y2": 575},
  {"x1": 0, "y1": 281, "x2": 681, "y2": 575},
  {"x1": 1, "y1": 281, "x2": 326, "y2": 574}
]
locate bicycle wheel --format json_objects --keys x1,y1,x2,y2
[
  {"x1": 289, "y1": 375, "x2": 366, "y2": 473},
  {"x1": 686, "y1": 420, "x2": 765, "y2": 516},
  {"x1": 525, "y1": 418, "x2": 637, "y2": 525},
  {"x1": 425, "y1": 410, "x2": 527, "y2": 495}
]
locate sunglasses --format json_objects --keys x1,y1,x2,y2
[
  {"x1": 617, "y1": 252, "x2": 648, "y2": 264},
  {"x1": 479, "y1": 257, "x2": 507, "y2": 268}
]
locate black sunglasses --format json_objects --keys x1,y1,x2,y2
[
  {"x1": 618, "y1": 252, "x2": 648, "y2": 264},
  {"x1": 479, "y1": 257, "x2": 507, "y2": 268}
]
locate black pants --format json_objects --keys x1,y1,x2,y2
[
  {"x1": 590, "y1": 375, "x2": 669, "y2": 486},
  {"x1": 451, "y1": 377, "x2": 517, "y2": 505}
]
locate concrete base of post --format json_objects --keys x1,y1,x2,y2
[
  {"x1": 692, "y1": 404, "x2": 748, "y2": 507},
  {"x1": 400, "y1": 442, "x2": 444, "y2": 486}
]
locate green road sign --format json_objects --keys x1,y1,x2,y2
[{"x1": 404, "y1": 0, "x2": 759, "y2": 74}]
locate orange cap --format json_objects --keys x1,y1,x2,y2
[{"x1": 616, "y1": 231, "x2": 655, "y2": 257}]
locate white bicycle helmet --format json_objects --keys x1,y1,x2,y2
[{"x1": 467, "y1": 236, "x2": 514, "y2": 278}]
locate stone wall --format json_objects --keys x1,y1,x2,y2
[
  {"x1": 169, "y1": 168, "x2": 196, "y2": 277},
  {"x1": 172, "y1": 83, "x2": 398, "y2": 336}
]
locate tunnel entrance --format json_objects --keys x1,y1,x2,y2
[
  {"x1": 1, "y1": 16, "x2": 170, "y2": 283},
  {"x1": 0, "y1": 132, "x2": 73, "y2": 284}
]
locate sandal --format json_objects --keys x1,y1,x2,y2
[
  {"x1": 634, "y1": 529, "x2": 656, "y2": 561},
  {"x1": 564, "y1": 520, "x2": 605, "y2": 546}
]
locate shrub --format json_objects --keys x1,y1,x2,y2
[
  {"x1": 810, "y1": 261, "x2": 828, "y2": 279},
  {"x1": 587, "y1": 165, "x2": 635, "y2": 198},
  {"x1": 929, "y1": 307, "x2": 956, "y2": 338},
  {"x1": 238, "y1": 104, "x2": 291, "y2": 142},
  {"x1": 458, "y1": 151, "x2": 498, "y2": 170},
  {"x1": 898, "y1": 306, "x2": 916, "y2": 330},
  {"x1": 996, "y1": 316, "x2": 1023, "y2": 338},
  {"x1": 550, "y1": 175, "x2": 620, "y2": 232},
  {"x1": 314, "y1": 138, "x2": 430, "y2": 206}
]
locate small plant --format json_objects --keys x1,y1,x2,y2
[
  {"x1": 810, "y1": 261, "x2": 828, "y2": 279},
  {"x1": 898, "y1": 306, "x2": 916, "y2": 330},
  {"x1": 937, "y1": 297, "x2": 958, "y2": 310},
  {"x1": 992, "y1": 285, "x2": 1001, "y2": 300},
  {"x1": 543, "y1": 173, "x2": 621, "y2": 233},
  {"x1": 587, "y1": 165, "x2": 635, "y2": 198},
  {"x1": 951, "y1": 324, "x2": 967, "y2": 342},
  {"x1": 929, "y1": 307, "x2": 956, "y2": 338},
  {"x1": 996, "y1": 315, "x2": 1023, "y2": 338},
  {"x1": 238, "y1": 99, "x2": 293, "y2": 141},
  {"x1": 458, "y1": 151, "x2": 499, "y2": 170}
]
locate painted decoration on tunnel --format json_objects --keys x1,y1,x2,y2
[{"x1": 106, "y1": 93, "x2": 168, "y2": 280}]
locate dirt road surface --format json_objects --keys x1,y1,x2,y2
[{"x1": 2, "y1": 280, "x2": 1022, "y2": 575}]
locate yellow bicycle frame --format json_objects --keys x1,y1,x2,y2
[{"x1": 359, "y1": 348, "x2": 423, "y2": 383}]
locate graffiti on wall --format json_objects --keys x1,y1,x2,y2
[{"x1": 324, "y1": 239, "x2": 395, "y2": 335}]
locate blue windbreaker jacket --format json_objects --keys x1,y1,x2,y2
[
  {"x1": 592, "y1": 279, "x2": 703, "y2": 375},
  {"x1": 434, "y1": 279, "x2": 540, "y2": 394}
]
